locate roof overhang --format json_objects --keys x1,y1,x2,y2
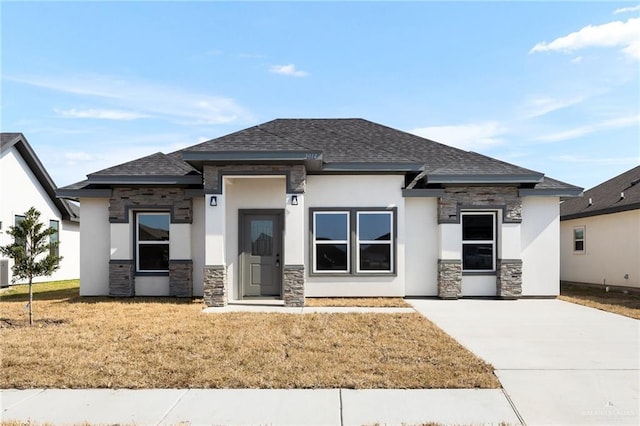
[
  {"x1": 57, "y1": 188, "x2": 113, "y2": 198},
  {"x1": 561, "y1": 203, "x2": 640, "y2": 221},
  {"x1": 519, "y1": 187, "x2": 584, "y2": 197},
  {"x1": 86, "y1": 175, "x2": 203, "y2": 185},
  {"x1": 426, "y1": 173, "x2": 544, "y2": 185},
  {"x1": 402, "y1": 189, "x2": 445, "y2": 197},
  {"x1": 321, "y1": 162, "x2": 425, "y2": 172}
]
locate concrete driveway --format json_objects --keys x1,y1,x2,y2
[{"x1": 409, "y1": 298, "x2": 640, "y2": 425}]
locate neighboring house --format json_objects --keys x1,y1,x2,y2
[
  {"x1": 560, "y1": 165, "x2": 640, "y2": 290},
  {"x1": 57, "y1": 119, "x2": 582, "y2": 306},
  {"x1": 0, "y1": 133, "x2": 80, "y2": 286}
]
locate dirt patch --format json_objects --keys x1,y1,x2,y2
[{"x1": 0, "y1": 318, "x2": 69, "y2": 329}]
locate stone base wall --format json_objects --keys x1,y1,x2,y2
[
  {"x1": 283, "y1": 265, "x2": 305, "y2": 307},
  {"x1": 496, "y1": 259, "x2": 523, "y2": 299},
  {"x1": 203, "y1": 265, "x2": 227, "y2": 307},
  {"x1": 109, "y1": 260, "x2": 135, "y2": 297},
  {"x1": 438, "y1": 260, "x2": 462, "y2": 299},
  {"x1": 169, "y1": 260, "x2": 193, "y2": 297},
  {"x1": 109, "y1": 187, "x2": 193, "y2": 223}
]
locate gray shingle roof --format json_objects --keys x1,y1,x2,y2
[
  {"x1": 89, "y1": 152, "x2": 198, "y2": 177},
  {"x1": 59, "y1": 118, "x2": 581, "y2": 194},
  {"x1": 560, "y1": 165, "x2": 640, "y2": 220}
]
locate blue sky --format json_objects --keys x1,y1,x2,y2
[{"x1": 2, "y1": 1, "x2": 638, "y2": 189}]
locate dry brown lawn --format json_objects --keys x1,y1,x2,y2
[
  {"x1": 305, "y1": 297, "x2": 410, "y2": 307},
  {"x1": 1, "y1": 280, "x2": 499, "y2": 389},
  {"x1": 559, "y1": 282, "x2": 640, "y2": 320}
]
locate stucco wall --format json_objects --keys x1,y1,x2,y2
[
  {"x1": 79, "y1": 198, "x2": 110, "y2": 295},
  {"x1": 404, "y1": 197, "x2": 438, "y2": 296},
  {"x1": 191, "y1": 196, "x2": 205, "y2": 296},
  {"x1": 560, "y1": 210, "x2": 640, "y2": 289},
  {"x1": 0, "y1": 146, "x2": 80, "y2": 284},
  {"x1": 304, "y1": 174, "x2": 405, "y2": 297},
  {"x1": 521, "y1": 196, "x2": 560, "y2": 296}
]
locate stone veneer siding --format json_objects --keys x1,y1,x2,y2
[
  {"x1": 437, "y1": 260, "x2": 462, "y2": 299},
  {"x1": 169, "y1": 260, "x2": 193, "y2": 297},
  {"x1": 203, "y1": 164, "x2": 306, "y2": 194},
  {"x1": 283, "y1": 265, "x2": 305, "y2": 307},
  {"x1": 109, "y1": 187, "x2": 193, "y2": 223},
  {"x1": 496, "y1": 259, "x2": 523, "y2": 299},
  {"x1": 203, "y1": 265, "x2": 227, "y2": 307},
  {"x1": 438, "y1": 186, "x2": 522, "y2": 223},
  {"x1": 109, "y1": 260, "x2": 135, "y2": 297}
]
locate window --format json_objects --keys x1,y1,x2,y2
[
  {"x1": 461, "y1": 212, "x2": 496, "y2": 272},
  {"x1": 14, "y1": 215, "x2": 25, "y2": 248},
  {"x1": 49, "y1": 220, "x2": 59, "y2": 257},
  {"x1": 311, "y1": 208, "x2": 395, "y2": 275},
  {"x1": 136, "y1": 212, "x2": 170, "y2": 272},
  {"x1": 357, "y1": 212, "x2": 393, "y2": 272},
  {"x1": 573, "y1": 226, "x2": 585, "y2": 252},
  {"x1": 313, "y1": 212, "x2": 350, "y2": 272}
]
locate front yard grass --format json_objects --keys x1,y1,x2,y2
[
  {"x1": 559, "y1": 282, "x2": 640, "y2": 320},
  {"x1": 0, "y1": 281, "x2": 499, "y2": 389}
]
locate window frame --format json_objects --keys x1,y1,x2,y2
[
  {"x1": 573, "y1": 226, "x2": 585, "y2": 253},
  {"x1": 49, "y1": 220, "x2": 59, "y2": 258},
  {"x1": 135, "y1": 211, "x2": 170, "y2": 274},
  {"x1": 461, "y1": 211, "x2": 497, "y2": 273},
  {"x1": 310, "y1": 207, "x2": 397, "y2": 276},
  {"x1": 356, "y1": 211, "x2": 394, "y2": 274}
]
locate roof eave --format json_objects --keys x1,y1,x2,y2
[
  {"x1": 322, "y1": 162, "x2": 425, "y2": 172},
  {"x1": 519, "y1": 188, "x2": 584, "y2": 197},
  {"x1": 427, "y1": 173, "x2": 544, "y2": 185},
  {"x1": 561, "y1": 202, "x2": 640, "y2": 220},
  {"x1": 86, "y1": 175, "x2": 203, "y2": 185}
]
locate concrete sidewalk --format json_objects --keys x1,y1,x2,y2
[
  {"x1": 1, "y1": 388, "x2": 520, "y2": 425},
  {"x1": 409, "y1": 298, "x2": 640, "y2": 426}
]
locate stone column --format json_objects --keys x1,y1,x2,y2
[
  {"x1": 203, "y1": 265, "x2": 227, "y2": 307},
  {"x1": 496, "y1": 259, "x2": 523, "y2": 299},
  {"x1": 283, "y1": 265, "x2": 305, "y2": 307},
  {"x1": 169, "y1": 260, "x2": 193, "y2": 297},
  {"x1": 109, "y1": 260, "x2": 135, "y2": 297},
  {"x1": 437, "y1": 259, "x2": 462, "y2": 299}
]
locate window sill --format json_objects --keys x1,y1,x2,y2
[
  {"x1": 462, "y1": 271, "x2": 496, "y2": 276},
  {"x1": 309, "y1": 272, "x2": 397, "y2": 278},
  {"x1": 135, "y1": 271, "x2": 170, "y2": 277}
]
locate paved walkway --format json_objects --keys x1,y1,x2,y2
[
  {"x1": 409, "y1": 298, "x2": 640, "y2": 426},
  {"x1": 3, "y1": 300, "x2": 638, "y2": 425}
]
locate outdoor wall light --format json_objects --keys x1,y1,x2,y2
[
  {"x1": 209, "y1": 196, "x2": 217, "y2": 207},
  {"x1": 291, "y1": 195, "x2": 298, "y2": 205}
]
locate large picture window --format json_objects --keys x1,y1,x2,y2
[
  {"x1": 461, "y1": 212, "x2": 496, "y2": 272},
  {"x1": 136, "y1": 212, "x2": 170, "y2": 272},
  {"x1": 311, "y1": 208, "x2": 395, "y2": 275}
]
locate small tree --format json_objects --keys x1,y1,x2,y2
[{"x1": 0, "y1": 207, "x2": 62, "y2": 325}]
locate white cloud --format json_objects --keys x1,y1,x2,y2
[
  {"x1": 55, "y1": 108, "x2": 149, "y2": 120},
  {"x1": 520, "y1": 95, "x2": 586, "y2": 119},
  {"x1": 410, "y1": 121, "x2": 507, "y2": 150},
  {"x1": 64, "y1": 151, "x2": 94, "y2": 162},
  {"x1": 530, "y1": 17, "x2": 640, "y2": 60},
  {"x1": 571, "y1": 56, "x2": 583, "y2": 63},
  {"x1": 614, "y1": 5, "x2": 640, "y2": 14},
  {"x1": 5, "y1": 74, "x2": 252, "y2": 125},
  {"x1": 536, "y1": 114, "x2": 640, "y2": 142},
  {"x1": 269, "y1": 64, "x2": 309, "y2": 77}
]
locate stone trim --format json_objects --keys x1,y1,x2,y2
[
  {"x1": 438, "y1": 259, "x2": 462, "y2": 299},
  {"x1": 496, "y1": 259, "x2": 522, "y2": 299},
  {"x1": 109, "y1": 260, "x2": 135, "y2": 297},
  {"x1": 109, "y1": 187, "x2": 193, "y2": 223},
  {"x1": 203, "y1": 164, "x2": 306, "y2": 194},
  {"x1": 169, "y1": 260, "x2": 193, "y2": 297},
  {"x1": 283, "y1": 265, "x2": 305, "y2": 307},
  {"x1": 438, "y1": 186, "x2": 522, "y2": 224},
  {"x1": 203, "y1": 265, "x2": 227, "y2": 307}
]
